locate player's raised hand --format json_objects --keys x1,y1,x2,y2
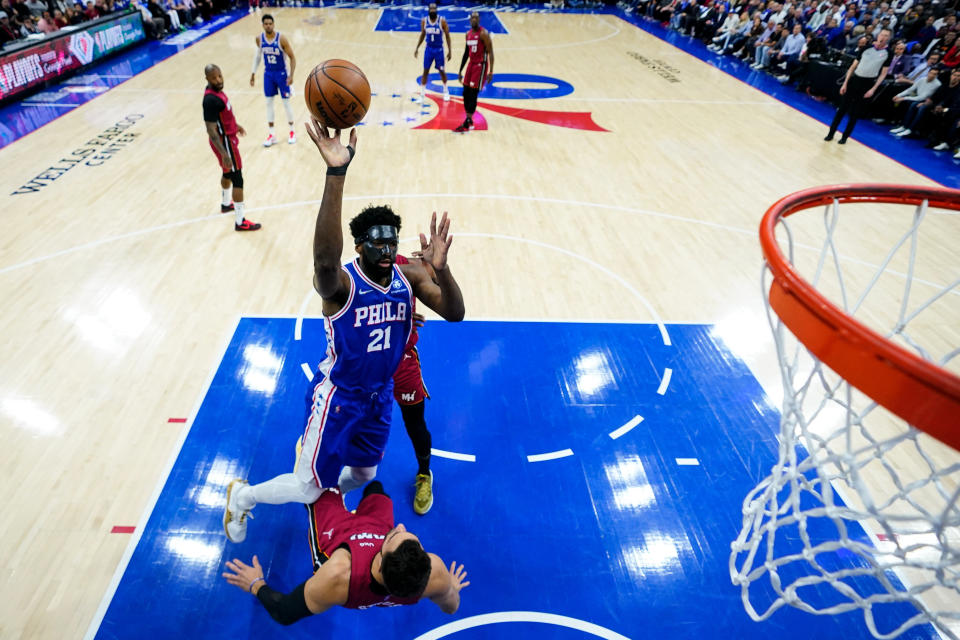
[
  {"x1": 448, "y1": 561, "x2": 470, "y2": 593},
  {"x1": 304, "y1": 118, "x2": 358, "y2": 168},
  {"x1": 418, "y1": 211, "x2": 453, "y2": 272}
]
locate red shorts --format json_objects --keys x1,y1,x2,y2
[
  {"x1": 392, "y1": 347, "x2": 429, "y2": 405},
  {"x1": 209, "y1": 132, "x2": 242, "y2": 173},
  {"x1": 307, "y1": 489, "x2": 393, "y2": 570},
  {"x1": 463, "y1": 62, "x2": 487, "y2": 90}
]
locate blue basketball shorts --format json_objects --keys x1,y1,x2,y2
[
  {"x1": 423, "y1": 47, "x2": 445, "y2": 72},
  {"x1": 264, "y1": 70, "x2": 291, "y2": 98},
  {"x1": 296, "y1": 374, "x2": 394, "y2": 489}
]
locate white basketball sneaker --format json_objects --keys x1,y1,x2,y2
[
  {"x1": 443, "y1": 87, "x2": 450, "y2": 102},
  {"x1": 263, "y1": 134, "x2": 277, "y2": 147},
  {"x1": 223, "y1": 479, "x2": 253, "y2": 543}
]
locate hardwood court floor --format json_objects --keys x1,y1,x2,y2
[{"x1": 0, "y1": 7, "x2": 955, "y2": 639}]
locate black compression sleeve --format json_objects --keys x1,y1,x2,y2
[{"x1": 255, "y1": 581, "x2": 313, "y2": 626}]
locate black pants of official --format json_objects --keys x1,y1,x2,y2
[{"x1": 828, "y1": 74, "x2": 875, "y2": 140}]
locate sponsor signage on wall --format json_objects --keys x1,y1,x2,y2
[{"x1": 0, "y1": 11, "x2": 145, "y2": 101}]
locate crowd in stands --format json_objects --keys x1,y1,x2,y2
[
  {"x1": 0, "y1": 0, "x2": 238, "y2": 46},
  {"x1": 617, "y1": 0, "x2": 960, "y2": 158}
]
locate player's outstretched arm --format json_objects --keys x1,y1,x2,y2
[
  {"x1": 408, "y1": 211, "x2": 464, "y2": 322},
  {"x1": 223, "y1": 554, "x2": 347, "y2": 625},
  {"x1": 423, "y1": 555, "x2": 470, "y2": 615},
  {"x1": 304, "y1": 119, "x2": 357, "y2": 300}
]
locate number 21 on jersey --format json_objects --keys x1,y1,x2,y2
[{"x1": 368, "y1": 327, "x2": 391, "y2": 352}]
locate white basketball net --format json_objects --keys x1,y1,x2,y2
[{"x1": 730, "y1": 195, "x2": 960, "y2": 640}]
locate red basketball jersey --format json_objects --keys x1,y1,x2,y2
[
  {"x1": 395, "y1": 255, "x2": 419, "y2": 351},
  {"x1": 204, "y1": 86, "x2": 238, "y2": 136},
  {"x1": 308, "y1": 490, "x2": 421, "y2": 610},
  {"x1": 465, "y1": 27, "x2": 487, "y2": 65}
]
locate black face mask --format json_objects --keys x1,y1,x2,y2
[{"x1": 356, "y1": 225, "x2": 399, "y2": 271}]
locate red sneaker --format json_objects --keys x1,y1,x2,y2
[
  {"x1": 235, "y1": 218, "x2": 262, "y2": 231},
  {"x1": 221, "y1": 202, "x2": 235, "y2": 213}
]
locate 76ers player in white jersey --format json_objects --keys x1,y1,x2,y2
[
  {"x1": 224, "y1": 122, "x2": 465, "y2": 543},
  {"x1": 250, "y1": 14, "x2": 297, "y2": 147}
]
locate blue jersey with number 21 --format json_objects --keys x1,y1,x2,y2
[{"x1": 318, "y1": 259, "x2": 414, "y2": 394}]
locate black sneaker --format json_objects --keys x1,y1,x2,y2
[
  {"x1": 221, "y1": 202, "x2": 235, "y2": 213},
  {"x1": 235, "y1": 218, "x2": 262, "y2": 231},
  {"x1": 453, "y1": 120, "x2": 471, "y2": 132}
]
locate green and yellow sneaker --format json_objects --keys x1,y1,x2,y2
[{"x1": 413, "y1": 471, "x2": 434, "y2": 515}]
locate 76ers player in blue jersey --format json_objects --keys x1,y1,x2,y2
[
  {"x1": 414, "y1": 3, "x2": 451, "y2": 102},
  {"x1": 224, "y1": 122, "x2": 465, "y2": 543},
  {"x1": 249, "y1": 14, "x2": 297, "y2": 147}
]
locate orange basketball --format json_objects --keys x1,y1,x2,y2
[{"x1": 304, "y1": 59, "x2": 371, "y2": 129}]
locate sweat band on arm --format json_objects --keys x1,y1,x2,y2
[
  {"x1": 325, "y1": 145, "x2": 356, "y2": 176},
  {"x1": 251, "y1": 47, "x2": 261, "y2": 75},
  {"x1": 255, "y1": 581, "x2": 313, "y2": 626}
]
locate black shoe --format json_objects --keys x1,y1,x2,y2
[
  {"x1": 838, "y1": 136, "x2": 848, "y2": 144},
  {"x1": 221, "y1": 202, "x2": 235, "y2": 213},
  {"x1": 235, "y1": 218, "x2": 262, "y2": 231},
  {"x1": 824, "y1": 134, "x2": 834, "y2": 141}
]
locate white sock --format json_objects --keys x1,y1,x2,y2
[
  {"x1": 221, "y1": 188, "x2": 231, "y2": 206},
  {"x1": 337, "y1": 465, "x2": 377, "y2": 495},
  {"x1": 442, "y1": 81, "x2": 448, "y2": 92},
  {"x1": 281, "y1": 97, "x2": 295, "y2": 124},
  {"x1": 268, "y1": 125, "x2": 275, "y2": 137},
  {"x1": 234, "y1": 201, "x2": 244, "y2": 225},
  {"x1": 239, "y1": 473, "x2": 322, "y2": 509}
]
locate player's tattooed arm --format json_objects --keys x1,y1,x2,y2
[{"x1": 205, "y1": 121, "x2": 230, "y2": 164}]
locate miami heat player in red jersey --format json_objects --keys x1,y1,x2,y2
[
  {"x1": 393, "y1": 253, "x2": 439, "y2": 515},
  {"x1": 222, "y1": 482, "x2": 469, "y2": 625},
  {"x1": 202, "y1": 63, "x2": 261, "y2": 231},
  {"x1": 455, "y1": 11, "x2": 494, "y2": 132}
]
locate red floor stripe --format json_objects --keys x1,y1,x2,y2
[
  {"x1": 111, "y1": 526, "x2": 135, "y2": 534},
  {"x1": 168, "y1": 418, "x2": 187, "y2": 423}
]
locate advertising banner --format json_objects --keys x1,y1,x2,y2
[{"x1": 0, "y1": 12, "x2": 145, "y2": 101}]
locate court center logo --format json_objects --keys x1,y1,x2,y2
[
  {"x1": 69, "y1": 32, "x2": 95, "y2": 66},
  {"x1": 415, "y1": 72, "x2": 608, "y2": 133}
]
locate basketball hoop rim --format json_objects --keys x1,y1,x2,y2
[{"x1": 759, "y1": 183, "x2": 960, "y2": 450}]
